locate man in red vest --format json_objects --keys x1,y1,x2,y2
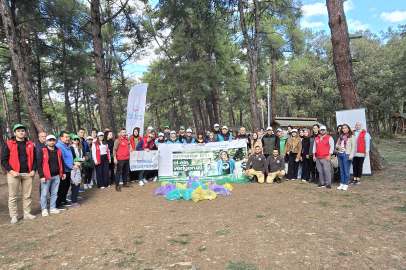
[
  {"x1": 1, "y1": 124, "x2": 38, "y2": 224},
  {"x1": 113, "y1": 128, "x2": 133, "y2": 191},
  {"x1": 312, "y1": 125, "x2": 335, "y2": 190},
  {"x1": 38, "y1": 135, "x2": 66, "y2": 216}
]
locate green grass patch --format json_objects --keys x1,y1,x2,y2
[
  {"x1": 255, "y1": 214, "x2": 266, "y2": 218},
  {"x1": 168, "y1": 239, "x2": 189, "y2": 245},
  {"x1": 198, "y1": 246, "x2": 207, "y2": 252},
  {"x1": 341, "y1": 205, "x2": 354, "y2": 208},
  {"x1": 215, "y1": 228, "x2": 230, "y2": 235},
  {"x1": 134, "y1": 235, "x2": 145, "y2": 239},
  {"x1": 112, "y1": 248, "x2": 124, "y2": 253},
  {"x1": 394, "y1": 204, "x2": 406, "y2": 212},
  {"x1": 179, "y1": 233, "x2": 190, "y2": 237},
  {"x1": 227, "y1": 261, "x2": 258, "y2": 270},
  {"x1": 18, "y1": 265, "x2": 33, "y2": 270},
  {"x1": 337, "y1": 251, "x2": 348, "y2": 256},
  {"x1": 134, "y1": 240, "x2": 144, "y2": 245},
  {"x1": 316, "y1": 201, "x2": 329, "y2": 207}
]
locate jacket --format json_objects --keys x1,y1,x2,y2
[
  {"x1": 56, "y1": 140, "x2": 74, "y2": 172},
  {"x1": 38, "y1": 146, "x2": 64, "y2": 179},
  {"x1": 247, "y1": 154, "x2": 266, "y2": 173},
  {"x1": 70, "y1": 167, "x2": 82, "y2": 184},
  {"x1": 262, "y1": 134, "x2": 279, "y2": 155},
  {"x1": 218, "y1": 133, "x2": 233, "y2": 142},
  {"x1": 266, "y1": 155, "x2": 285, "y2": 174},
  {"x1": 282, "y1": 136, "x2": 302, "y2": 159},
  {"x1": 1, "y1": 137, "x2": 37, "y2": 173},
  {"x1": 336, "y1": 134, "x2": 356, "y2": 159},
  {"x1": 216, "y1": 158, "x2": 236, "y2": 175}
]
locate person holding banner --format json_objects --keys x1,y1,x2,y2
[
  {"x1": 113, "y1": 128, "x2": 133, "y2": 192},
  {"x1": 336, "y1": 124, "x2": 356, "y2": 191},
  {"x1": 92, "y1": 132, "x2": 111, "y2": 189},
  {"x1": 351, "y1": 121, "x2": 371, "y2": 185},
  {"x1": 182, "y1": 129, "x2": 195, "y2": 143},
  {"x1": 245, "y1": 145, "x2": 267, "y2": 183},
  {"x1": 163, "y1": 126, "x2": 171, "y2": 141},
  {"x1": 129, "y1": 127, "x2": 146, "y2": 185},
  {"x1": 218, "y1": 126, "x2": 233, "y2": 141},
  {"x1": 178, "y1": 126, "x2": 187, "y2": 142},
  {"x1": 136, "y1": 133, "x2": 158, "y2": 182},
  {"x1": 206, "y1": 132, "x2": 217, "y2": 143},
  {"x1": 217, "y1": 151, "x2": 236, "y2": 175},
  {"x1": 167, "y1": 131, "x2": 181, "y2": 143},
  {"x1": 155, "y1": 132, "x2": 167, "y2": 146},
  {"x1": 195, "y1": 132, "x2": 206, "y2": 145},
  {"x1": 313, "y1": 126, "x2": 334, "y2": 190}
]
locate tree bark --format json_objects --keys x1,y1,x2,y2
[
  {"x1": 155, "y1": 106, "x2": 161, "y2": 131},
  {"x1": 206, "y1": 98, "x2": 215, "y2": 130},
  {"x1": 238, "y1": 0, "x2": 261, "y2": 132},
  {"x1": 326, "y1": 0, "x2": 387, "y2": 171},
  {"x1": 47, "y1": 92, "x2": 61, "y2": 132},
  {"x1": 75, "y1": 78, "x2": 81, "y2": 129},
  {"x1": 61, "y1": 30, "x2": 75, "y2": 132},
  {"x1": 0, "y1": 0, "x2": 52, "y2": 133},
  {"x1": 271, "y1": 47, "x2": 277, "y2": 121},
  {"x1": 211, "y1": 90, "x2": 219, "y2": 124},
  {"x1": 91, "y1": 0, "x2": 114, "y2": 131},
  {"x1": 0, "y1": 82, "x2": 12, "y2": 138},
  {"x1": 36, "y1": 53, "x2": 42, "y2": 111},
  {"x1": 10, "y1": 68, "x2": 21, "y2": 125},
  {"x1": 202, "y1": 99, "x2": 211, "y2": 131}
]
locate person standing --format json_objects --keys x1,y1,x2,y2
[
  {"x1": 38, "y1": 135, "x2": 66, "y2": 216},
  {"x1": 213, "y1": 124, "x2": 220, "y2": 139},
  {"x1": 309, "y1": 124, "x2": 320, "y2": 184},
  {"x1": 245, "y1": 145, "x2": 266, "y2": 183},
  {"x1": 113, "y1": 128, "x2": 133, "y2": 192},
  {"x1": 83, "y1": 136, "x2": 94, "y2": 189},
  {"x1": 218, "y1": 126, "x2": 233, "y2": 141},
  {"x1": 331, "y1": 125, "x2": 342, "y2": 183},
  {"x1": 249, "y1": 132, "x2": 262, "y2": 155},
  {"x1": 351, "y1": 122, "x2": 371, "y2": 185},
  {"x1": 36, "y1": 132, "x2": 47, "y2": 155},
  {"x1": 56, "y1": 131, "x2": 75, "y2": 210},
  {"x1": 313, "y1": 125, "x2": 334, "y2": 189},
  {"x1": 1, "y1": 124, "x2": 38, "y2": 224},
  {"x1": 178, "y1": 126, "x2": 187, "y2": 142},
  {"x1": 92, "y1": 132, "x2": 111, "y2": 189},
  {"x1": 163, "y1": 126, "x2": 171, "y2": 141},
  {"x1": 155, "y1": 132, "x2": 167, "y2": 146},
  {"x1": 77, "y1": 128, "x2": 86, "y2": 151},
  {"x1": 301, "y1": 129, "x2": 311, "y2": 182},
  {"x1": 106, "y1": 131, "x2": 115, "y2": 185},
  {"x1": 236, "y1": 126, "x2": 251, "y2": 150},
  {"x1": 136, "y1": 133, "x2": 158, "y2": 183},
  {"x1": 282, "y1": 129, "x2": 302, "y2": 181},
  {"x1": 265, "y1": 149, "x2": 286, "y2": 184},
  {"x1": 70, "y1": 158, "x2": 84, "y2": 207},
  {"x1": 182, "y1": 129, "x2": 195, "y2": 143},
  {"x1": 262, "y1": 127, "x2": 279, "y2": 159},
  {"x1": 336, "y1": 124, "x2": 356, "y2": 191},
  {"x1": 129, "y1": 127, "x2": 147, "y2": 185}
]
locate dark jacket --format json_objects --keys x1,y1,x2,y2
[
  {"x1": 37, "y1": 146, "x2": 65, "y2": 179},
  {"x1": 309, "y1": 134, "x2": 319, "y2": 157},
  {"x1": 266, "y1": 155, "x2": 285, "y2": 174},
  {"x1": 262, "y1": 134, "x2": 279, "y2": 155},
  {"x1": 302, "y1": 137, "x2": 311, "y2": 157},
  {"x1": 1, "y1": 137, "x2": 38, "y2": 173},
  {"x1": 247, "y1": 153, "x2": 267, "y2": 173},
  {"x1": 236, "y1": 134, "x2": 251, "y2": 148}
]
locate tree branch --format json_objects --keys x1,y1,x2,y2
[{"x1": 101, "y1": 0, "x2": 129, "y2": 26}]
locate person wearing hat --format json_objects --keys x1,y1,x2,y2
[
  {"x1": 205, "y1": 130, "x2": 211, "y2": 141},
  {"x1": 167, "y1": 131, "x2": 180, "y2": 143},
  {"x1": 155, "y1": 132, "x2": 167, "y2": 147},
  {"x1": 178, "y1": 126, "x2": 187, "y2": 142},
  {"x1": 113, "y1": 128, "x2": 132, "y2": 192},
  {"x1": 182, "y1": 129, "x2": 195, "y2": 143},
  {"x1": 282, "y1": 129, "x2": 302, "y2": 181},
  {"x1": 213, "y1": 124, "x2": 220, "y2": 135},
  {"x1": 143, "y1": 126, "x2": 154, "y2": 142},
  {"x1": 38, "y1": 135, "x2": 66, "y2": 216},
  {"x1": 313, "y1": 125, "x2": 334, "y2": 189},
  {"x1": 55, "y1": 131, "x2": 75, "y2": 210},
  {"x1": 218, "y1": 126, "x2": 233, "y2": 141},
  {"x1": 163, "y1": 126, "x2": 171, "y2": 141},
  {"x1": 55, "y1": 133, "x2": 60, "y2": 139},
  {"x1": 262, "y1": 127, "x2": 280, "y2": 159},
  {"x1": 1, "y1": 124, "x2": 38, "y2": 223},
  {"x1": 83, "y1": 136, "x2": 95, "y2": 189},
  {"x1": 136, "y1": 132, "x2": 158, "y2": 183},
  {"x1": 92, "y1": 131, "x2": 111, "y2": 189},
  {"x1": 70, "y1": 158, "x2": 84, "y2": 207}
]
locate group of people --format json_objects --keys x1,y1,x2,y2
[{"x1": 1, "y1": 120, "x2": 371, "y2": 224}]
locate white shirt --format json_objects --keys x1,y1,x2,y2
[{"x1": 92, "y1": 141, "x2": 110, "y2": 163}]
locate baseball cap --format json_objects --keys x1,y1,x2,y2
[
  {"x1": 164, "y1": 126, "x2": 169, "y2": 129},
  {"x1": 320, "y1": 125, "x2": 327, "y2": 130},
  {"x1": 71, "y1": 135, "x2": 80, "y2": 140},
  {"x1": 186, "y1": 129, "x2": 192, "y2": 133},
  {"x1": 85, "y1": 136, "x2": 93, "y2": 140},
  {"x1": 46, "y1": 135, "x2": 56, "y2": 141},
  {"x1": 276, "y1": 128, "x2": 282, "y2": 132},
  {"x1": 73, "y1": 158, "x2": 83, "y2": 162},
  {"x1": 214, "y1": 124, "x2": 219, "y2": 127},
  {"x1": 97, "y1": 132, "x2": 104, "y2": 136},
  {"x1": 69, "y1": 133, "x2": 75, "y2": 138},
  {"x1": 206, "y1": 131, "x2": 210, "y2": 134},
  {"x1": 158, "y1": 132, "x2": 164, "y2": 136},
  {"x1": 266, "y1": 126, "x2": 273, "y2": 131},
  {"x1": 13, "y1": 124, "x2": 26, "y2": 131},
  {"x1": 170, "y1": 130, "x2": 176, "y2": 134},
  {"x1": 291, "y1": 129, "x2": 298, "y2": 133},
  {"x1": 222, "y1": 126, "x2": 228, "y2": 130},
  {"x1": 55, "y1": 133, "x2": 60, "y2": 138},
  {"x1": 180, "y1": 126, "x2": 185, "y2": 130},
  {"x1": 147, "y1": 126, "x2": 153, "y2": 130}
]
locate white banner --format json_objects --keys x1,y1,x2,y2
[
  {"x1": 336, "y1": 108, "x2": 372, "y2": 175},
  {"x1": 126, "y1": 83, "x2": 148, "y2": 137},
  {"x1": 130, "y1": 150, "x2": 159, "y2": 171}
]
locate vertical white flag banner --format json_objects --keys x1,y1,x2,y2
[{"x1": 126, "y1": 83, "x2": 148, "y2": 137}]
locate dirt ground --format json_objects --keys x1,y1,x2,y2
[{"x1": 0, "y1": 137, "x2": 405, "y2": 270}]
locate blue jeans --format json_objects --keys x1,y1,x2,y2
[
  {"x1": 40, "y1": 175, "x2": 60, "y2": 210},
  {"x1": 297, "y1": 162, "x2": 302, "y2": 178},
  {"x1": 338, "y1": 152, "x2": 353, "y2": 185}
]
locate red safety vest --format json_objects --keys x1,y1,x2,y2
[
  {"x1": 42, "y1": 148, "x2": 63, "y2": 179},
  {"x1": 94, "y1": 141, "x2": 110, "y2": 164},
  {"x1": 129, "y1": 135, "x2": 140, "y2": 150},
  {"x1": 140, "y1": 139, "x2": 154, "y2": 150},
  {"x1": 355, "y1": 129, "x2": 367, "y2": 154},
  {"x1": 315, "y1": 134, "x2": 331, "y2": 159},
  {"x1": 115, "y1": 137, "x2": 130, "y2": 160},
  {"x1": 6, "y1": 140, "x2": 35, "y2": 173}
]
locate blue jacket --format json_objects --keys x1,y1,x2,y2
[
  {"x1": 136, "y1": 140, "x2": 155, "y2": 151},
  {"x1": 218, "y1": 133, "x2": 233, "y2": 142},
  {"x1": 181, "y1": 137, "x2": 195, "y2": 143},
  {"x1": 216, "y1": 158, "x2": 236, "y2": 175},
  {"x1": 56, "y1": 140, "x2": 74, "y2": 172},
  {"x1": 167, "y1": 140, "x2": 180, "y2": 144},
  {"x1": 206, "y1": 139, "x2": 217, "y2": 143}
]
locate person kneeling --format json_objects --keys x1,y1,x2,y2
[
  {"x1": 266, "y1": 149, "x2": 286, "y2": 184},
  {"x1": 245, "y1": 146, "x2": 267, "y2": 183}
]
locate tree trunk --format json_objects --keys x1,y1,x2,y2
[
  {"x1": 75, "y1": 78, "x2": 81, "y2": 129},
  {"x1": 191, "y1": 99, "x2": 200, "y2": 133},
  {"x1": 28, "y1": 117, "x2": 38, "y2": 144},
  {"x1": 327, "y1": 0, "x2": 387, "y2": 171},
  {"x1": 0, "y1": 82, "x2": 12, "y2": 138},
  {"x1": 91, "y1": 0, "x2": 113, "y2": 131},
  {"x1": 155, "y1": 106, "x2": 161, "y2": 131},
  {"x1": 10, "y1": 68, "x2": 21, "y2": 125},
  {"x1": 202, "y1": 99, "x2": 211, "y2": 131},
  {"x1": 85, "y1": 90, "x2": 100, "y2": 131},
  {"x1": 61, "y1": 30, "x2": 75, "y2": 132},
  {"x1": 82, "y1": 88, "x2": 91, "y2": 134},
  {"x1": 271, "y1": 47, "x2": 277, "y2": 121},
  {"x1": 238, "y1": 0, "x2": 261, "y2": 132},
  {"x1": 229, "y1": 97, "x2": 236, "y2": 126},
  {"x1": 239, "y1": 108, "x2": 243, "y2": 126},
  {"x1": 206, "y1": 98, "x2": 215, "y2": 130},
  {"x1": 47, "y1": 92, "x2": 61, "y2": 132},
  {"x1": 172, "y1": 101, "x2": 179, "y2": 131},
  {"x1": 211, "y1": 90, "x2": 219, "y2": 124},
  {"x1": 0, "y1": 0, "x2": 52, "y2": 133},
  {"x1": 36, "y1": 53, "x2": 42, "y2": 111}
]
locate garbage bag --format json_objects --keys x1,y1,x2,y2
[
  {"x1": 202, "y1": 190, "x2": 217, "y2": 201},
  {"x1": 223, "y1": 183, "x2": 233, "y2": 191},
  {"x1": 206, "y1": 180, "x2": 217, "y2": 190},
  {"x1": 166, "y1": 188, "x2": 182, "y2": 200},
  {"x1": 204, "y1": 182, "x2": 211, "y2": 187},
  {"x1": 186, "y1": 176, "x2": 193, "y2": 188},
  {"x1": 191, "y1": 186, "x2": 204, "y2": 203},
  {"x1": 175, "y1": 183, "x2": 188, "y2": 189},
  {"x1": 187, "y1": 176, "x2": 203, "y2": 188},
  {"x1": 182, "y1": 188, "x2": 194, "y2": 201},
  {"x1": 163, "y1": 183, "x2": 176, "y2": 198},
  {"x1": 160, "y1": 181, "x2": 169, "y2": 187},
  {"x1": 154, "y1": 186, "x2": 167, "y2": 196},
  {"x1": 211, "y1": 185, "x2": 231, "y2": 195}
]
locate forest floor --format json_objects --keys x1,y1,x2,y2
[{"x1": 0, "y1": 136, "x2": 405, "y2": 270}]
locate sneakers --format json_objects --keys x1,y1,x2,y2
[
  {"x1": 130, "y1": 180, "x2": 136, "y2": 182},
  {"x1": 317, "y1": 183, "x2": 325, "y2": 188},
  {"x1": 63, "y1": 201, "x2": 71, "y2": 206},
  {"x1": 49, "y1": 208, "x2": 60, "y2": 214},
  {"x1": 139, "y1": 180, "x2": 145, "y2": 186},
  {"x1": 42, "y1": 209, "x2": 49, "y2": 217},
  {"x1": 116, "y1": 186, "x2": 121, "y2": 192},
  {"x1": 89, "y1": 181, "x2": 94, "y2": 186},
  {"x1": 10, "y1": 217, "x2": 18, "y2": 224},
  {"x1": 77, "y1": 194, "x2": 83, "y2": 199},
  {"x1": 79, "y1": 188, "x2": 85, "y2": 192},
  {"x1": 84, "y1": 184, "x2": 89, "y2": 189},
  {"x1": 326, "y1": 185, "x2": 332, "y2": 190},
  {"x1": 354, "y1": 180, "x2": 361, "y2": 185},
  {"x1": 349, "y1": 180, "x2": 355, "y2": 184},
  {"x1": 71, "y1": 203, "x2": 81, "y2": 207},
  {"x1": 24, "y1": 214, "x2": 37, "y2": 220},
  {"x1": 123, "y1": 184, "x2": 133, "y2": 188},
  {"x1": 286, "y1": 179, "x2": 290, "y2": 181},
  {"x1": 66, "y1": 195, "x2": 72, "y2": 202},
  {"x1": 342, "y1": 185, "x2": 349, "y2": 191},
  {"x1": 302, "y1": 179, "x2": 306, "y2": 182},
  {"x1": 153, "y1": 176, "x2": 158, "y2": 182},
  {"x1": 337, "y1": 184, "x2": 344, "y2": 190},
  {"x1": 100, "y1": 187, "x2": 105, "y2": 189},
  {"x1": 276, "y1": 177, "x2": 281, "y2": 184},
  {"x1": 57, "y1": 205, "x2": 68, "y2": 211},
  {"x1": 309, "y1": 178, "x2": 314, "y2": 183},
  {"x1": 142, "y1": 178, "x2": 148, "y2": 184},
  {"x1": 251, "y1": 175, "x2": 258, "y2": 183},
  {"x1": 291, "y1": 178, "x2": 296, "y2": 181}
]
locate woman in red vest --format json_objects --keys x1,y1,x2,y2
[
  {"x1": 352, "y1": 122, "x2": 371, "y2": 185},
  {"x1": 129, "y1": 127, "x2": 145, "y2": 185},
  {"x1": 91, "y1": 132, "x2": 111, "y2": 189}
]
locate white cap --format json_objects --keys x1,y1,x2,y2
[
  {"x1": 85, "y1": 136, "x2": 93, "y2": 140},
  {"x1": 222, "y1": 126, "x2": 228, "y2": 130},
  {"x1": 158, "y1": 132, "x2": 164, "y2": 136},
  {"x1": 206, "y1": 130, "x2": 210, "y2": 133},
  {"x1": 97, "y1": 132, "x2": 104, "y2": 136},
  {"x1": 147, "y1": 126, "x2": 153, "y2": 130},
  {"x1": 186, "y1": 129, "x2": 192, "y2": 133},
  {"x1": 276, "y1": 128, "x2": 282, "y2": 132},
  {"x1": 266, "y1": 126, "x2": 273, "y2": 131},
  {"x1": 170, "y1": 130, "x2": 176, "y2": 134},
  {"x1": 291, "y1": 129, "x2": 298, "y2": 133},
  {"x1": 320, "y1": 125, "x2": 327, "y2": 130},
  {"x1": 46, "y1": 135, "x2": 56, "y2": 141},
  {"x1": 214, "y1": 124, "x2": 219, "y2": 127}
]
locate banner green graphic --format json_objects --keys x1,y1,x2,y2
[{"x1": 158, "y1": 140, "x2": 250, "y2": 183}]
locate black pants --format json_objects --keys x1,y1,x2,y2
[
  {"x1": 109, "y1": 161, "x2": 115, "y2": 184},
  {"x1": 115, "y1": 159, "x2": 129, "y2": 186},
  {"x1": 310, "y1": 156, "x2": 319, "y2": 181},
  {"x1": 130, "y1": 170, "x2": 142, "y2": 181},
  {"x1": 302, "y1": 157, "x2": 311, "y2": 181},
  {"x1": 96, "y1": 155, "x2": 110, "y2": 188},
  {"x1": 353, "y1": 156, "x2": 365, "y2": 178},
  {"x1": 84, "y1": 167, "x2": 93, "y2": 184},
  {"x1": 56, "y1": 171, "x2": 71, "y2": 207},
  {"x1": 144, "y1": 170, "x2": 158, "y2": 179},
  {"x1": 287, "y1": 153, "x2": 298, "y2": 180},
  {"x1": 71, "y1": 184, "x2": 79, "y2": 203}
]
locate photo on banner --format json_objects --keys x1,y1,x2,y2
[{"x1": 336, "y1": 108, "x2": 372, "y2": 175}]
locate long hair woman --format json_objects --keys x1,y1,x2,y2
[
  {"x1": 336, "y1": 124, "x2": 356, "y2": 191},
  {"x1": 129, "y1": 127, "x2": 146, "y2": 186},
  {"x1": 351, "y1": 122, "x2": 371, "y2": 185},
  {"x1": 92, "y1": 132, "x2": 111, "y2": 189},
  {"x1": 250, "y1": 132, "x2": 263, "y2": 155},
  {"x1": 309, "y1": 124, "x2": 320, "y2": 184},
  {"x1": 216, "y1": 151, "x2": 236, "y2": 175},
  {"x1": 106, "y1": 131, "x2": 115, "y2": 185},
  {"x1": 195, "y1": 132, "x2": 206, "y2": 145},
  {"x1": 206, "y1": 132, "x2": 217, "y2": 143},
  {"x1": 282, "y1": 129, "x2": 302, "y2": 181},
  {"x1": 301, "y1": 129, "x2": 311, "y2": 182}
]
